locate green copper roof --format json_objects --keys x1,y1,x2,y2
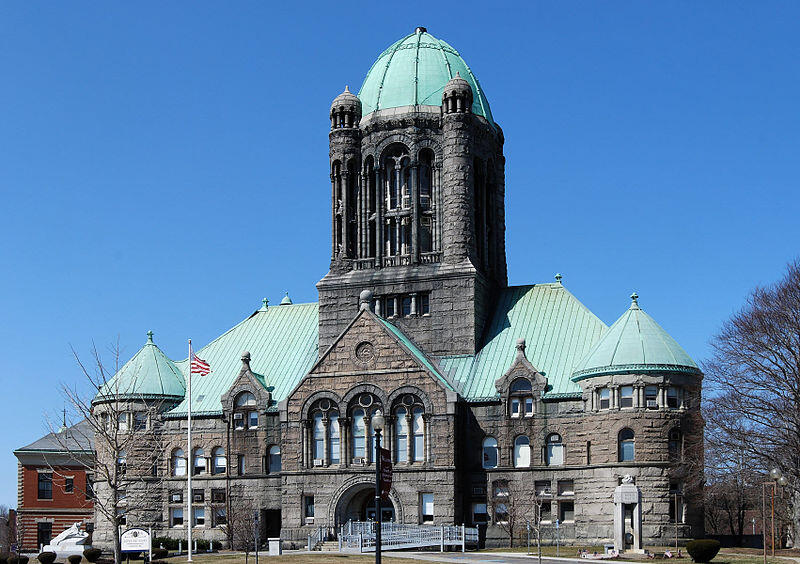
[
  {"x1": 168, "y1": 302, "x2": 319, "y2": 416},
  {"x1": 358, "y1": 28, "x2": 494, "y2": 123},
  {"x1": 438, "y1": 284, "x2": 608, "y2": 400},
  {"x1": 571, "y1": 293, "x2": 700, "y2": 381},
  {"x1": 96, "y1": 331, "x2": 186, "y2": 402},
  {"x1": 376, "y1": 316, "x2": 455, "y2": 391}
]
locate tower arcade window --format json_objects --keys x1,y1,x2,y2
[
  {"x1": 620, "y1": 386, "x2": 634, "y2": 408},
  {"x1": 599, "y1": 387, "x2": 611, "y2": 409}
]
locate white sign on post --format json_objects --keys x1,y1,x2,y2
[{"x1": 121, "y1": 528, "x2": 151, "y2": 552}]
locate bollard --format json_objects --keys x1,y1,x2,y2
[{"x1": 178, "y1": 541, "x2": 182, "y2": 554}]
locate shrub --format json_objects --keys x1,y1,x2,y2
[
  {"x1": 151, "y1": 538, "x2": 179, "y2": 551},
  {"x1": 68, "y1": 555, "x2": 82, "y2": 564},
  {"x1": 686, "y1": 539, "x2": 721, "y2": 563},
  {"x1": 0, "y1": 553, "x2": 9, "y2": 564},
  {"x1": 195, "y1": 539, "x2": 210, "y2": 552},
  {"x1": 82, "y1": 549, "x2": 102, "y2": 563},
  {"x1": 151, "y1": 549, "x2": 168, "y2": 560},
  {"x1": 37, "y1": 552, "x2": 57, "y2": 564},
  {"x1": 9, "y1": 556, "x2": 30, "y2": 564}
]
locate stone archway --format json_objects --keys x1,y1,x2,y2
[{"x1": 329, "y1": 477, "x2": 403, "y2": 527}]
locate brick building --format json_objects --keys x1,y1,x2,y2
[
  {"x1": 88, "y1": 27, "x2": 704, "y2": 549},
  {"x1": 13, "y1": 421, "x2": 94, "y2": 552}
]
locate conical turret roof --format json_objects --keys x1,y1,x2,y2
[
  {"x1": 95, "y1": 331, "x2": 186, "y2": 402},
  {"x1": 571, "y1": 294, "x2": 700, "y2": 381}
]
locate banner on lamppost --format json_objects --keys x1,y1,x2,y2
[{"x1": 379, "y1": 447, "x2": 392, "y2": 500}]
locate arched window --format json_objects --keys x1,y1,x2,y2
[
  {"x1": 352, "y1": 408, "x2": 366, "y2": 459},
  {"x1": 268, "y1": 445, "x2": 281, "y2": 473},
  {"x1": 514, "y1": 436, "x2": 530, "y2": 468},
  {"x1": 509, "y1": 378, "x2": 534, "y2": 418},
  {"x1": 412, "y1": 407, "x2": 424, "y2": 462},
  {"x1": 482, "y1": 437, "x2": 498, "y2": 469},
  {"x1": 329, "y1": 412, "x2": 340, "y2": 464},
  {"x1": 395, "y1": 407, "x2": 408, "y2": 462},
  {"x1": 668, "y1": 429, "x2": 683, "y2": 461},
  {"x1": 418, "y1": 149, "x2": 436, "y2": 253},
  {"x1": 545, "y1": 433, "x2": 564, "y2": 466},
  {"x1": 211, "y1": 447, "x2": 226, "y2": 475},
  {"x1": 193, "y1": 447, "x2": 205, "y2": 475},
  {"x1": 312, "y1": 411, "x2": 325, "y2": 461},
  {"x1": 172, "y1": 448, "x2": 186, "y2": 476},
  {"x1": 235, "y1": 392, "x2": 256, "y2": 407},
  {"x1": 619, "y1": 428, "x2": 635, "y2": 462}
]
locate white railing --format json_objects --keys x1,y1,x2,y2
[
  {"x1": 339, "y1": 521, "x2": 478, "y2": 553},
  {"x1": 308, "y1": 525, "x2": 336, "y2": 551}
]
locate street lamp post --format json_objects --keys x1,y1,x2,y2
[
  {"x1": 762, "y1": 468, "x2": 788, "y2": 564},
  {"x1": 372, "y1": 412, "x2": 385, "y2": 564}
]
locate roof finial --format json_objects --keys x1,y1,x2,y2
[
  {"x1": 146, "y1": 330, "x2": 154, "y2": 343},
  {"x1": 59, "y1": 407, "x2": 67, "y2": 433},
  {"x1": 630, "y1": 292, "x2": 640, "y2": 309},
  {"x1": 262, "y1": 297, "x2": 269, "y2": 310},
  {"x1": 344, "y1": 85, "x2": 350, "y2": 93},
  {"x1": 555, "y1": 273, "x2": 563, "y2": 284},
  {"x1": 415, "y1": 26, "x2": 427, "y2": 34},
  {"x1": 280, "y1": 292, "x2": 293, "y2": 305}
]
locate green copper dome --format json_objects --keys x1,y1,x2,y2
[
  {"x1": 358, "y1": 27, "x2": 494, "y2": 123},
  {"x1": 571, "y1": 294, "x2": 701, "y2": 381},
  {"x1": 95, "y1": 331, "x2": 186, "y2": 402}
]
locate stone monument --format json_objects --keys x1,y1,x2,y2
[
  {"x1": 42, "y1": 522, "x2": 90, "y2": 558},
  {"x1": 613, "y1": 475, "x2": 642, "y2": 553}
]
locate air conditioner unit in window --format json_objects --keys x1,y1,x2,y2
[
  {"x1": 313, "y1": 459, "x2": 324, "y2": 467},
  {"x1": 646, "y1": 400, "x2": 658, "y2": 408},
  {"x1": 352, "y1": 457, "x2": 366, "y2": 465},
  {"x1": 170, "y1": 494, "x2": 181, "y2": 503},
  {"x1": 233, "y1": 413, "x2": 243, "y2": 420},
  {"x1": 305, "y1": 517, "x2": 315, "y2": 525}
]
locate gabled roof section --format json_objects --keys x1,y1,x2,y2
[
  {"x1": 375, "y1": 315, "x2": 456, "y2": 392},
  {"x1": 571, "y1": 293, "x2": 700, "y2": 381},
  {"x1": 15, "y1": 419, "x2": 94, "y2": 455},
  {"x1": 95, "y1": 332, "x2": 185, "y2": 403},
  {"x1": 168, "y1": 302, "x2": 319, "y2": 416},
  {"x1": 438, "y1": 283, "x2": 608, "y2": 400}
]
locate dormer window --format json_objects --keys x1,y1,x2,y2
[
  {"x1": 234, "y1": 391, "x2": 257, "y2": 430},
  {"x1": 509, "y1": 378, "x2": 534, "y2": 418}
]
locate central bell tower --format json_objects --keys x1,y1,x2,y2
[{"x1": 317, "y1": 27, "x2": 507, "y2": 357}]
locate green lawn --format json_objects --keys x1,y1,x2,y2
[{"x1": 162, "y1": 553, "x2": 408, "y2": 564}]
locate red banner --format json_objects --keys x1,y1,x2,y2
[{"x1": 379, "y1": 447, "x2": 392, "y2": 500}]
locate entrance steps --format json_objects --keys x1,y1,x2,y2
[{"x1": 319, "y1": 541, "x2": 340, "y2": 552}]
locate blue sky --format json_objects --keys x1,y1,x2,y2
[{"x1": 1, "y1": 2, "x2": 799, "y2": 507}]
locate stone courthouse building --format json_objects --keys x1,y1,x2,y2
[{"x1": 90, "y1": 28, "x2": 704, "y2": 549}]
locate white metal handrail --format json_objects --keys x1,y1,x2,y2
[{"x1": 339, "y1": 521, "x2": 478, "y2": 552}]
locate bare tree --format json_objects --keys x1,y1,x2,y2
[
  {"x1": 489, "y1": 479, "x2": 538, "y2": 548},
  {"x1": 221, "y1": 485, "x2": 256, "y2": 559},
  {"x1": 0, "y1": 505, "x2": 10, "y2": 554},
  {"x1": 704, "y1": 259, "x2": 800, "y2": 546},
  {"x1": 525, "y1": 495, "x2": 547, "y2": 564},
  {"x1": 46, "y1": 342, "x2": 169, "y2": 564}
]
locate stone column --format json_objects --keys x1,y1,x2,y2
[
  {"x1": 375, "y1": 168, "x2": 383, "y2": 267},
  {"x1": 410, "y1": 293, "x2": 418, "y2": 316},
  {"x1": 405, "y1": 412, "x2": 413, "y2": 463},
  {"x1": 323, "y1": 418, "x2": 330, "y2": 466},
  {"x1": 411, "y1": 163, "x2": 420, "y2": 264},
  {"x1": 340, "y1": 418, "x2": 349, "y2": 468},
  {"x1": 301, "y1": 421, "x2": 308, "y2": 469},
  {"x1": 611, "y1": 385, "x2": 619, "y2": 410},
  {"x1": 658, "y1": 385, "x2": 666, "y2": 410},
  {"x1": 341, "y1": 170, "x2": 349, "y2": 259}
]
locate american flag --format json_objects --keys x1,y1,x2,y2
[{"x1": 191, "y1": 353, "x2": 211, "y2": 376}]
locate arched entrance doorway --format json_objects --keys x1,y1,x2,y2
[{"x1": 333, "y1": 482, "x2": 397, "y2": 526}]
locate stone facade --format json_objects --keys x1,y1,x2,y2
[{"x1": 88, "y1": 29, "x2": 704, "y2": 552}]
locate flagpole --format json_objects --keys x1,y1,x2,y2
[{"x1": 187, "y1": 339, "x2": 193, "y2": 562}]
